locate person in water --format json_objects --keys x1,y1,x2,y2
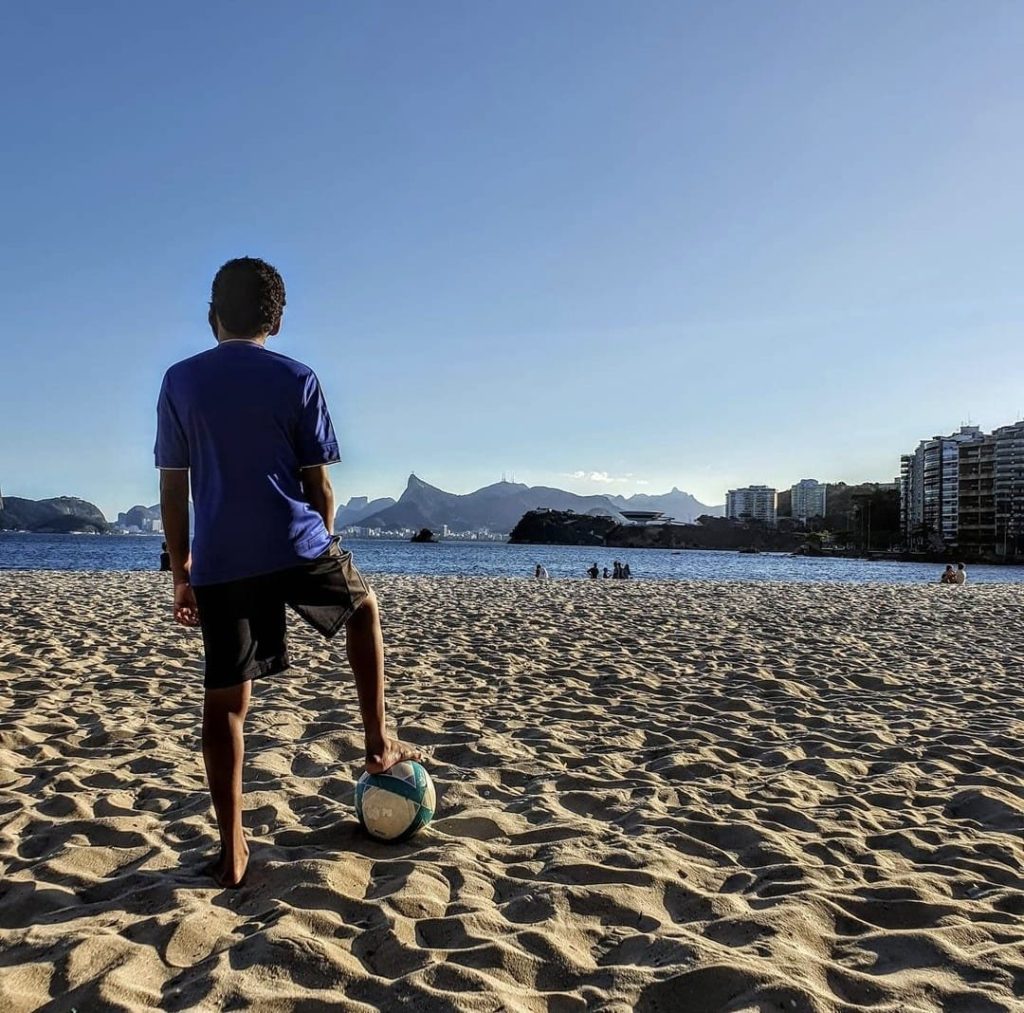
[
  {"x1": 156, "y1": 257, "x2": 419, "y2": 888},
  {"x1": 159, "y1": 541, "x2": 172, "y2": 572}
]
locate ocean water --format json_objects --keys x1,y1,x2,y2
[{"x1": 2, "y1": 532, "x2": 1023, "y2": 584}]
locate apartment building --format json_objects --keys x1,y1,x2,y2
[
  {"x1": 900, "y1": 420, "x2": 1024, "y2": 555},
  {"x1": 726, "y1": 485, "x2": 777, "y2": 526},
  {"x1": 992, "y1": 420, "x2": 1024, "y2": 555},
  {"x1": 790, "y1": 479, "x2": 827, "y2": 522},
  {"x1": 957, "y1": 437, "x2": 996, "y2": 556},
  {"x1": 899, "y1": 425, "x2": 984, "y2": 547}
]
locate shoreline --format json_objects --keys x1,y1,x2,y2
[{"x1": 4, "y1": 565, "x2": 1024, "y2": 588}]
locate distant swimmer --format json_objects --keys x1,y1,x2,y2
[
  {"x1": 534, "y1": 564, "x2": 549, "y2": 579},
  {"x1": 953, "y1": 563, "x2": 968, "y2": 585},
  {"x1": 159, "y1": 541, "x2": 172, "y2": 572},
  {"x1": 602, "y1": 567, "x2": 610, "y2": 579},
  {"x1": 622, "y1": 562, "x2": 631, "y2": 579},
  {"x1": 587, "y1": 563, "x2": 599, "y2": 579},
  {"x1": 940, "y1": 565, "x2": 955, "y2": 584}
]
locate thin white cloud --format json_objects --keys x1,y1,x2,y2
[{"x1": 566, "y1": 470, "x2": 642, "y2": 485}]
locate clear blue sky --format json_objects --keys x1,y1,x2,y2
[{"x1": 2, "y1": 1, "x2": 1022, "y2": 519}]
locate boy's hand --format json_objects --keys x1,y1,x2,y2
[{"x1": 173, "y1": 580, "x2": 200, "y2": 627}]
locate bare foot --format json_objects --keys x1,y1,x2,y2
[
  {"x1": 202, "y1": 845, "x2": 250, "y2": 889},
  {"x1": 365, "y1": 736, "x2": 423, "y2": 773}
]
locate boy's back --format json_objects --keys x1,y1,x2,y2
[{"x1": 157, "y1": 342, "x2": 338, "y2": 585}]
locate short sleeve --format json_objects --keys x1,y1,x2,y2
[
  {"x1": 296, "y1": 372, "x2": 340, "y2": 467},
  {"x1": 154, "y1": 374, "x2": 189, "y2": 469}
]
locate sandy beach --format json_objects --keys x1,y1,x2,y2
[{"x1": 1, "y1": 571, "x2": 1023, "y2": 1012}]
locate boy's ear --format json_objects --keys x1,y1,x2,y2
[
  {"x1": 208, "y1": 307, "x2": 218, "y2": 339},
  {"x1": 269, "y1": 316, "x2": 282, "y2": 337}
]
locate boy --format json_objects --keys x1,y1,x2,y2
[{"x1": 156, "y1": 257, "x2": 418, "y2": 888}]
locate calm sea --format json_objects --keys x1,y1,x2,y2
[{"x1": 2, "y1": 532, "x2": 1023, "y2": 584}]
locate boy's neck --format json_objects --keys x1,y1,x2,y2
[
  {"x1": 216, "y1": 331, "x2": 268, "y2": 346},
  {"x1": 210, "y1": 311, "x2": 275, "y2": 345}
]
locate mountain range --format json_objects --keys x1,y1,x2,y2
[
  {"x1": 340, "y1": 475, "x2": 721, "y2": 534},
  {"x1": 1, "y1": 477, "x2": 720, "y2": 537}
]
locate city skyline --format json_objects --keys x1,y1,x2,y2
[
  {"x1": 2, "y1": 461, "x2": 913, "y2": 526},
  {"x1": 3, "y1": 3, "x2": 1024, "y2": 520},
  {"x1": 1, "y1": 424, "x2": 1013, "y2": 524}
]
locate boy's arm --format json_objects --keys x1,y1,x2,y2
[
  {"x1": 160, "y1": 469, "x2": 192, "y2": 580},
  {"x1": 301, "y1": 464, "x2": 336, "y2": 535},
  {"x1": 160, "y1": 469, "x2": 199, "y2": 625},
  {"x1": 294, "y1": 372, "x2": 339, "y2": 535}
]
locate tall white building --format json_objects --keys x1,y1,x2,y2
[
  {"x1": 900, "y1": 425, "x2": 984, "y2": 546},
  {"x1": 790, "y1": 479, "x2": 827, "y2": 522},
  {"x1": 726, "y1": 485, "x2": 777, "y2": 526}
]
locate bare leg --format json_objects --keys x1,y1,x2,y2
[
  {"x1": 202, "y1": 681, "x2": 251, "y2": 887},
  {"x1": 345, "y1": 590, "x2": 421, "y2": 772}
]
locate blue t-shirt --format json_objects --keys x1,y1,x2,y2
[{"x1": 154, "y1": 341, "x2": 339, "y2": 586}]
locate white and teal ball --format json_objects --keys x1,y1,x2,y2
[{"x1": 355, "y1": 761, "x2": 435, "y2": 842}]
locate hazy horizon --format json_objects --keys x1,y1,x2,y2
[
  {"x1": 6, "y1": 469, "x2": 925, "y2": 525},
  {"x1": 3, "y1": 1, "x2": 1022, "y2": 520}
]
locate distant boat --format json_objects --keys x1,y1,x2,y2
[{"x1": 738, "y1": 547, "x2": 760, "y2": 554}]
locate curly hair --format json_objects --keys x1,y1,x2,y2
[{"x1": 209, "y1": 257, "x2": 286, "y2": 339}]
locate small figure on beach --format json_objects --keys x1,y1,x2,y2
[
  {"x1": 612, "y1": 561, "x2": 622, "y2": 579},
  {"x1": 602, "y1": 567, "x2": 610, "y2": 579},
  {"x1": 155, "y1": 257, "x2": 420, "y2": 889},
  {"x1": 587, "y1": 563, "x2": 599, "y2": 579},
  {"x1": 622, "y1": 562, "x2": 631, "y2": 580},
  {"x1": 940, "y1": 563, "x2": 967, "y2": 585},
  {"x1": 534, "y1": 564, "x2": 549, "y2": 579},
  {"x1": 159, "y1": 541, "x2": 171, "y2": 572}
]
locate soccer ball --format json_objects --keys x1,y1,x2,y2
[{"x1": 355, "y1": 761, "x2": 435, "y2": 842}]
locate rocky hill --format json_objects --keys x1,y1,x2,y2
[
  {"x1": 0, "y1": 496, "x2": 108, "y2": 533},
  {"x1": 118, "y1": 504, "x2": 160, "y2": 528},
  {"x1": 509, "y1": 510, "x2": 618, "y2": 546},
  {"x1": 335, "y1": 495, "x2": 397, "y2": 530},
  {"x1": 510, "y1": 509, "x2": 805, "y2": 551},
  {"x1": 114, "y1": 501, "x2": 195, "y2": 535}
]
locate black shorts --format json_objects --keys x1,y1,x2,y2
[{"x1": 192, "y1": 541, "x2": 370, "y2": 690}]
